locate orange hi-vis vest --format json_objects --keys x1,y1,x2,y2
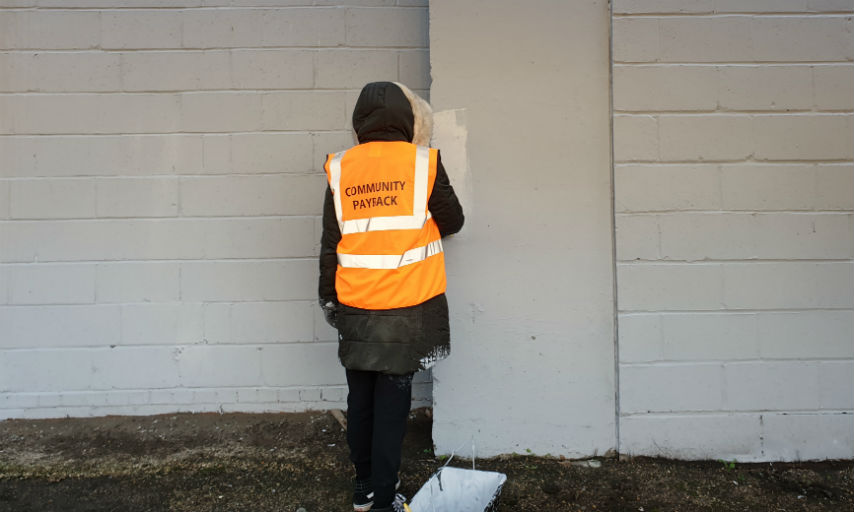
[{"x1": 325, "y1": 141, "x2": 446, "y2": 310}]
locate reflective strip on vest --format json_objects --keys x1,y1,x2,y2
[
  {"x1": 329, "y1": 145, "x2": 431, "y2": 235},
  {"x1": 337, "y1": 238, "x2": 443, "y2": 270}
]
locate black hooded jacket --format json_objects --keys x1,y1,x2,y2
[{"x1": 318, "y1": 82, "x2": 464, "y2": 374}]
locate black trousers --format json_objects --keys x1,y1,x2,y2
[{"x1": 345, "y1": 369, "x2": 414, "y2": 508}]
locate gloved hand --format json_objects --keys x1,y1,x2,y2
[{"x1": 319, "y1": 298, "x2": 339, "y2": 329}]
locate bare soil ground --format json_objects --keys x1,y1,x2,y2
[{"x1": 0, "y1": 408, "x2": 851, "y2": 512}]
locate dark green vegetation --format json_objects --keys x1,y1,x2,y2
[{"x1": 0, "y1": 409, "x2": 851, "y2": 511}]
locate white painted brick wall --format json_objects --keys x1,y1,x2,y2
[
  {"x1": 613, "y1": 1, "x2": 854, "y2": 461},
  {"x1": 0, "y1": 1, "x2": 432, "y2": 419}
]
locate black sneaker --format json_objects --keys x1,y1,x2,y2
[
  {"x1": 353, "y1": 478, "x2": 402, "y2": 512},
  {"x1": 353, "y1": 478, "x2": 373, "y2": 512}
]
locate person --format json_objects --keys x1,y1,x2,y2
[{"x1": 318, "y1": 81, "x2": 464, "y2": 512}]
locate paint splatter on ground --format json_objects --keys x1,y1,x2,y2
[{"x1": 0, "y1": 409, "x2": 851, "y2": 511}]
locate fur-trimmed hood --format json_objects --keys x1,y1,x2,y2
[{"x1": 351, "y1": 81, "x2": 433, "y2": 146}]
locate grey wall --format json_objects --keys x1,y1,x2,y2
[
  {"x1": 429, "y1": 0, "x2": 616, "y2": 458},
  {"x1": 0, "y1": 0, "x2": 434, "y2": 419}
]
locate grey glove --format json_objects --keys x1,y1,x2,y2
[{"x1": 319, "y1": 299, "x2": 338, "y2": 329}]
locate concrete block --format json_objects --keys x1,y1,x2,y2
[
  {"x1": 321, "y1": 386, "x2": 346, "y2": 402},
  {"x1": 178, "y1": 345, "x2": 262, "y2": 387},
  {"x1": 230, "y1": 0, "x2": 313, "y2": 4},
  {"x1": 5, "y1": 94, "x2": 181, "y2": 135},
  {"x1": 8, "y1": 263, "x2": 96, "y2": 305},
  {"x1": 313, "y1": 131, "x2": 357, "y2": 167},
  {"x1": 311, "y1": 0, "x2": 394, "y2": 4},
  {"x1": 236, "y1": 387, "x2": 279, "y2": 404},
  {"x1": 721, "y1": 164, "x2": 815, "y2": 211},
  {"x1": 658, "y1": 115, "x2": 754, "y2": 161},
  {"x1": 180, "y1": 259, "x2": 316, "y2": 302},
  {"x1": 95, "y1": 262, "x2": 180, "y2": 303},
  {"x1": 101, "y1": 10, "x2": 182, "y2": 50},
  {"x1": 815, "y1": 163, "x2": 854, "y2": 210},
  {"x1": 96, "y1": 177, "x2": 179, "y2": 218},
  {"x1": 277, "y1": 388, "x2": 301, "y2": 402},
  {"x1": 1, "y1": 135, "x2": 204, "y2": 177},
  {"x1": 230, "y1": 133, "x2": 314, "y2": 174},
  {"x1": 0, "y1": 304, "x2": 120, "y2": 349},
  {"x1": 260, "y1": 8, "x2": 346, "y2": 47},
  {"x1": 90, "y1": 346, "x2": 181, "y2": 390},
  {"x1": 658, "y1": 212, "x2": 854, "y2": 260},
  {"x1": 617, "y1": 263, "x2": 723, "y2": 311},
  {"x1": 613, "y1": 65, "x2": 718, "y2": 111},
  {"x1": 0, "y1": 96, "x2": 10, "y2": 135},
  {"x1": 714, "y1": 0, "x2": 846, "y2": 12},
  {"x1": 398, "y1": 49, "x2": 431, "y2": 90},
  {"x1": 620, "y1": 363, "x2": 724, "y2": 413},
  {"x1": 613, "y1": 0, "x2": 714, "y2": 13},
  {"x1": 112, "y1": 220, "x2": 206, "y2": 260},
  {"x1": 180, "y1": 92, "x2": 262, "y2": 132},
  {"x1": 121, "y1": 302, "x2": 204, "y2": 345},
  {"x1": 201, "y1": 134, "x2": 231, "y2": 174},
  {"x1": 180, "y1": 174, "x2": 325, "y2": 216},
  {"x1": 615, "y1": 214, "x2": 660, "y2": 261},
  {"x1": 190, "y1": 387, "x2": 238, "y2": 404},
  {"x1": 814, "y1": 65, "x2": 854, "y2": 110},
  {"x1": 806, "y1": 0, "x2": 854, "y2": 10},
  {"x1": 230, "y1": 49, "x2": 314, "y2": 90},
  {"x1": 260, "y1": 341, "x2": 345, "y2": 386},
  {"x1": 750, "y1": 16, "x2": 854, "y2": 62},
  {"x1": 725, "y1": 361, "x2": 820, "y2": 411},
  {"x1": 202, "y1": 303, "x2": 230, "y2": 344},
  {"x1": 3, "y1": 51, "x2": 122, "y2": 93},
  {"x1": 819, "y1": 361, "x2": 854, "y2": 410},
  {"x1": 39, "y1": 0, "x2": 202, "y2": 5},
  {"x1": 3, "y1": 10, "x2": 99, "y2": 49},
  {"x1": 718, "y1": 65, "x2": 813, "y2": 111},
  {"x1": 757, "y1": 310, "x2": 854, "y2": 359},
  {"x1": 412, "y1": 381, "x2": 432, "y2": 402},
  {"x1": 617, "y1": 313, "x2": 664, "y2": 363},
  {"x1": 345, "y1": 7, "x2": 428, "y2": 47},
  {"x1": 613, "y1": 115, "x2": 659, "y2": 161},
  {"x1": 10, "y1": 178, "x2": 96, "y2": 219},
  {"x1": 261, "y1": 91, "x2": 347, "y2": 131},
  {"x1": 753, "y1": 114, "x2": 853, "y2": 161},
  {"x1": 0, "y1": 266, "x2": 8, "y2": 304},
  {"x1": 0, "y1": 348, "x2": 97, "y2": 392},
  {"x1": 0, "y1": 53, "x2": 8, "y2": 92},
  {"x1": 0, "y1": 180, "x2": 9, "y2": 218},
  {"x1": 316, "y1": 49, "x2": 398, "y2": 89},
  {"x1": 612, "y1": 17, "x2": 660, "y2": 62},
  {"x1": 182, "y1": 9, "x2": 264, "y2": 48},
  {"x1": 661, "y1": 312, "x2": 759, "y2": 361},
  {"x1": 619, "y1": 413, "x2": 762, "y2": 461},
  {"x1": 299, "y1": 388, "x2": 322, "y2": 401},
  {"x1": 413, "y1": 368, "x2": 431, "y2": 384},
  {"x1": 659, "y1": 16, "x2": 753, "y2": 62},
  {"x1": 5, "y1": 219, "x2": 205, "y2": 262},
  {"x1": 722, "y1": 262, "x2": 853, "y2": 309},
  {"x1": 762, "y1": 412, "x2": 854, "y2": 461},
  {"x1": 203, "y1": 217, "x2": 317, "y2": 259},
  {"x1": 615, "y1": 164, "x2": 721, "y2": 212},
  {"x1": 202, "y1": 300, "x2": 315, "y2": 343},
  {"x1": 121, "y1": 50, "x2": 231, "y2": 91},
  {"x1": 149, "y1": 388, "x2": 195, "y2": 405}
]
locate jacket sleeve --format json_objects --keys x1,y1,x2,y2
[
  {"x1": 428, "y1": 151, "x2": 465, "y2": 237},
  {"x1": 318, "y1": 184, "x2": 340, "y2": 304}
]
